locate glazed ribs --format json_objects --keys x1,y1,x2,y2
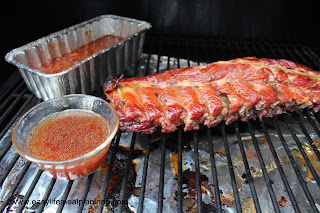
[{"x1": 104, "y1": 57, "x2": 320, "y2": 134}]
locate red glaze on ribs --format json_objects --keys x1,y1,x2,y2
[{"x1": 104, "y1": 57, "x2": 320, "y2": 134}]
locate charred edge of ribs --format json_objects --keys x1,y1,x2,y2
[
  {"x1": 239, "y1": 102, "x2": 312, "y2": 123},
  {"x1": 116, "y1": 101, "x2": 316, "y2": 134},
  {"x1": 314, "y1": 104, "x2": 320, "y2": 113},
  {"x1": 111, "y1": 82, "x2": 318, "y2": 134},
  {"x1": 104, "y1": 75, "x2": 124, "y2": 92}
]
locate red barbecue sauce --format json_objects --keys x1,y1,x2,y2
[
  {"x1": 37, "y1": 35, "x2": 123, "y2": 74},
  {"x1": 28, "y1": 110, "x2": 109, "y2": 161}
]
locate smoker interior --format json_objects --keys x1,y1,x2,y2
[{"x1": 1, "y1": 37, "x2": 320, "y2": 213}]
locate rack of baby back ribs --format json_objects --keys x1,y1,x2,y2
[{"x1": 0, "y1": 37, "x2": 320, "y2": 212}]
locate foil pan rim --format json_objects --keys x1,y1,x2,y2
[{"x1": 4, "y1": 14, "x2": 152, "y2": 77}]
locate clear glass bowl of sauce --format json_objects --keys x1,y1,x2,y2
[{"x1": 12, "y1": 94, "x2": 119, "y2": 180}]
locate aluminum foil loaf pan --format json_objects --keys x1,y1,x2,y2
[{"x1": 5, "y1": 15, "x2": 151, "y2": 100}]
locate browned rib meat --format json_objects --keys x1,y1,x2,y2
[{"x1": 104, "y1": 57, "x2": 320, "y2": 134}]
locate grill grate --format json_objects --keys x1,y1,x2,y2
[{"x1": 1, "y1": 38, "x2": 320, "y2": 212}]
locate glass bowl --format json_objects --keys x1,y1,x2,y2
[{"x1": 12, "y1": 94, "x2": 119, "y2": 180}]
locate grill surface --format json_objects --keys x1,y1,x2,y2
[{"x1": 1, "y1": 38, "x2": 320, "y2": 212}]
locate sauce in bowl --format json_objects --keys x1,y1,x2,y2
[
  {"x1": 28, "y1": 110, "x2": 109, "y2": 161},
  {"x1": 12, "y1": 94, "x2": 119, "y2": 180}
]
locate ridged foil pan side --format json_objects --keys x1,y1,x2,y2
[{"x1": 5, "y1": 15, "x2": 151, "y2": 100}]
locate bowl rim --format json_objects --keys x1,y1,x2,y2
[{"x1": 12, "y1": 94, "x2": 119, "y2": 165}]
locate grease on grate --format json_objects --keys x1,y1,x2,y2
[{"x1": 127, "y1": 118, "x2": 320, "y2": 212}]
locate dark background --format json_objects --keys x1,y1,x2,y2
[{"x1": 2, "y1": 0, "x2": 320, "y2": 86}]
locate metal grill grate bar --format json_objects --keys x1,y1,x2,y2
[
  {"x1": 118, "y1": 132, "x2": 137, "y2": 213},
  {"x1": 15, "y1": 169, "x2": 43, "y2": 213},
  {"x1": 0, "y1": 94, "x2": 36, "y2": 143},
  {"x1": 221, "y1": 123, "x2": 242, "y2": 213},
  {"x1": 292, "y1": 112, "x2": 320, "y2": 162},
  {"x1": 273, "y1": 117, "x2": 319, "y2": 212},
  {"x1": 285, "y1": 118, "x2": 320, "y2": 188},
  {"x1": 97, "y1": 131, "x2": 122, "y2": 213},
  {"x1": 36, "y1": 178, "x2": 57, "y2": 213},
  {"x1": 0, "y1": 161, "x2": 32, "y2": 212},
  {"x1": 303, "y1": 48, "x2": 320, "y2": 69},
  {"x1": 77, "y1": 174, "x2": 94, "y2": 213},
  {"x1": 0, "y1": 77, "x2": 22, "y2": 102},
  {"x1": 294, "y1": 46, "x2": 318, "y2": 70},
  {"x1": 192, "y1": 131, "x2": 203, "y2": 212},
  {"x1": 247, "y1": 121, "x2": 281, "y2": 213},
  {"x1": 56, "y1": 180, "x2": 74, "y2": 213},
  {"x1": 0, "y1": 87, "x2": 29, "y2": 124},
  {"x1": 234, "y1": 122, "x2": 262, "y2": 213},
  {"x1": 0, "y1": 80, "x2": 25, "y2": 113},
  {"x1": 137, "y1": 134, "x2": 152, "y2": 213},
  {"x1": 177, "y1": 128, "x2": 184, "y2": 213},
  {"x1": 260, "y1": 119, "x2": 300, "y2": 212},
  {"x1": 143, "y1": 40, "x2": 155, "y2": 76},
  {"x1": 0, "y1": 154, "x2": 20, "y2": 187},
  {"x1": 157, "y1": 134, "x2": 167, "y2": 213},
  {"x1": 313, "y1": 111, "x2": 320, "y2": 127},
  {"x1": 304, "y1": 110, "x2": 320, "y2": 138},
  {"x1": 207, "y1": 128, "x2": 222, "y2": 212}
]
